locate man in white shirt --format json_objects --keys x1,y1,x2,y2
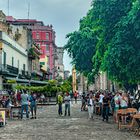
[
  {"x1": 99, "y1": 93, "x2": 104, "y2": 115},
  {"x1": 21, "y1": 90, "x2": 29, "y2": 119},
  {"x1": 87, "y1": 94, "x2": 94, "y2": 119}
]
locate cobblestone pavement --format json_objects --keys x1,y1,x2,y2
[{"x1": 0, "y1": 102, "x2": 139, "y2": 140}]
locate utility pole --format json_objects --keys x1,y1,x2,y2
[
  {"x1": 8, "y1": 0, "x2": 9, "y2": 16},
  {"x1": 28, "y1": 2, "x2": 30, "y2": 25}
]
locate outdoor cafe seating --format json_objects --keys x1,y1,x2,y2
[{"x1": 117, "y1": 108, "x2": 140, "y2": 136}]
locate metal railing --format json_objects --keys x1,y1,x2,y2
[{"x1": 0, "y1": 64, "x2": 19, "y2": 75}]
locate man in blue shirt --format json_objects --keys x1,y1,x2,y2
[{"x1": 30, "y1": 92, "x2": 37, "y2": 119}]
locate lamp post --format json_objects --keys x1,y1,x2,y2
[{"x1": 72, "y1": 66, "x2": 76, "y2": 93}]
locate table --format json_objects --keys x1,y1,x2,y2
[
  {"x1": 11, "y1": 106, "x2": 21, "y2": 119},
  {"x1": 117, "y1": 108, "x2": 137, "y2": 130},
  {"x1": 0, "y1": 108, "x2": 7, "y2": 126}
]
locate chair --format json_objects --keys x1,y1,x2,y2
[
  {"x1": 117, "y1": 108, "x2": 137, "y2": 130},
  {"x1": 133, "y1": 114, "x2": 140, "y2": 136}
]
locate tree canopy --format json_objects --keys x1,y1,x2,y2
[{"x1": 65, "y1": 0, "x2": 140, "y2": 88}]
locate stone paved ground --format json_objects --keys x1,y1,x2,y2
[{"x1": 0, "y1": 102, "x2": 139, "y2": 140}]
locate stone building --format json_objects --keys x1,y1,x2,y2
[
  {"x1": 54, "y1": 47, "x2": 64, "y2": 79},
  {"x1": 0, "y1": 31, "x2": 28, "y2": 89},
  {"x1": 64, "y1": 70, "x2": 70, "y2": 80}
]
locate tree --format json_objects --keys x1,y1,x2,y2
[
  {"x1": 101, "y1": 0, "x2": 140, "y2": 88},
  {"x1": 65, "y1": 0, "x2": 140, "y2": 89},
  {"x1": 92, "y1": 0, "x2": 133, "y2": 75},
  {"x1": 64, "y1": 9, "x2": 97, "y2": 82}
]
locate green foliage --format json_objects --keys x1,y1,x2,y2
[
  {"x1": 65, "y1": 0, "x2": 140, "y2": 88},
  {"x1": 102, "y1": 0, "x2": 140, "y2": 85},
  {"x1": 15, "y1": 79, "x2": 72, "y2": 95},
  {"x1": 60, "y1": 80, "x2": 72, "y2": 93}
]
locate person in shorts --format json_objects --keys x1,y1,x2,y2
[{"x1": 114, "y1": 92, "x2": 121, "y2": 123}]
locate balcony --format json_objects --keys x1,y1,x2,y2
[
  {"x1": 28, "y1": 48, "x2": 40, "y2": 59},
  {"x1": 21, "y1": 70, "x2": 31, "y2": 79},
  {"x1": 0, "y1": 64, "x2": 19, "y2": 75}
]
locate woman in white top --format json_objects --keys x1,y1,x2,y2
[
  {"x1": 120, "y1": 93, "x2": 128, "y2": 109},
  {"x1": 120, "y1": 93, "x2": 128, "y2": 124}
]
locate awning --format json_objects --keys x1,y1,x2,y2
[
  {"x1": 5, "y1": 77, "x2": 48, "y2": 85},
  {"x1": 30, "y1": 80, "x2": 48, "y2": 85},
  {"x1": 5, "y1": 77, "x2": 29, "y2": 83}
]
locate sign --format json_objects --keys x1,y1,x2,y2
[
  {"x1": 0, "y1": 42, "x2": 2, "y2": 51},
  {"x1": 0, "y1": 111, "x2": 5, "y2": 126}
]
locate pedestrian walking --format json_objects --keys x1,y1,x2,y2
[
  {"x1": 74, "y1": 91, "x2": 78, "y2": 104},
  {"x1": 64, "y1": 92, "x2": 71, "y2": 116},
  {"x1": 87, "y1": 94, "x2": 94, "y2": 119},
  {"x1": 57, "y1": 92, "x2": 63, "y2": 116},
  {"x1": 81, "y1": 92, "x2": 86, "y2": 111}
]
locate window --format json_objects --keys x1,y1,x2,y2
[
  {"x1": 37, "y1": 43, "x2": 40, "y2": 48},
  {"x1": 36, "y1": 32, "x2": 40, "y2": 39},
  {"x1": 47, "y1": 56, "x2": 50, "y2": 65},
  {"x1": 46, "y1": 44, "x2": 49, "y2": 51},
  {"x1": 40, "y1": 62, "x2": 45, "y2": 65},
  {"x1": 3, "y1": 52, "x2": 6, "y2": 66},
  {"x1": 46, "y1": 32, "x2": 49, "y2": 40},
  {"x1": 17, "y1": 60, "x2": 19, "y2": 69},
  {"x1": 12, "y1": 57, "x2": 14, "y2": 67},
  {"x1": 23, "y1": 64, "x2": 25, "y2": 71}
]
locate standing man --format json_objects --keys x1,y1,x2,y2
[
  {"x1": 57, "y1": 92, "x2": 63, "y2": 116},
  {"x1": 30, "y1": 92, "x2": 37, "y2": 119},
  {"x1": 102, "y1": 94, "x2": 110, "y2": 122},
  {"x1": 99, "y1": 92, "x2": 104, "y2": 115},
  {"x1": 64, "y1": 92, "x2": 71, "y2": 116},
  {"x1": 21, "y1": 90, "x2": 29, "y2": 119}
]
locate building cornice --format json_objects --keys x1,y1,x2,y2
[{"x1": 0, "y1": 31, "x2": 27, "y2": 57}]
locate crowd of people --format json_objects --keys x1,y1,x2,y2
[
  {"x1": 0, "y1": 88, "x2": 140, "y2": 124},
  {"x1": 0, "y1": 90, "x2": 48, "y2": 119},
  {"x1": 80, "y1": 90, "x2": 140, "y2": 123}
]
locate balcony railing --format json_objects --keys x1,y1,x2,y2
[{"x1": 0, "y1": 64, "x2": 19, "y2": 75}]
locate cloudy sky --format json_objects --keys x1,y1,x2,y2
[{"x1": 0, "y1": 0, "x2": 92, "y2": 72}]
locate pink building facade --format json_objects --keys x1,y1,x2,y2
[{"x1": 6, "y1": 17, "x2": 57, "y2": 79}]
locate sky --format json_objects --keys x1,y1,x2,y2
[{"x1": 0, "y1": 0, "x2": 92, "y2": 72}]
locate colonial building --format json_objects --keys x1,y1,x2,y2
[
  {"x1": 6, "y1": 17, "x2": 57, "y2": 79},
  {"x1": 0, "y1": 11, "x2": 48, "y2": 89},
  {"x1": 54, "y1": 47, "x2": 64, "y2": 80},
  {"x1": 64, "y1": 70, "x2": 70, "y2": 80},
  {"x1": 0, "y1": 31, "x2": 28, "y2": 89}
]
